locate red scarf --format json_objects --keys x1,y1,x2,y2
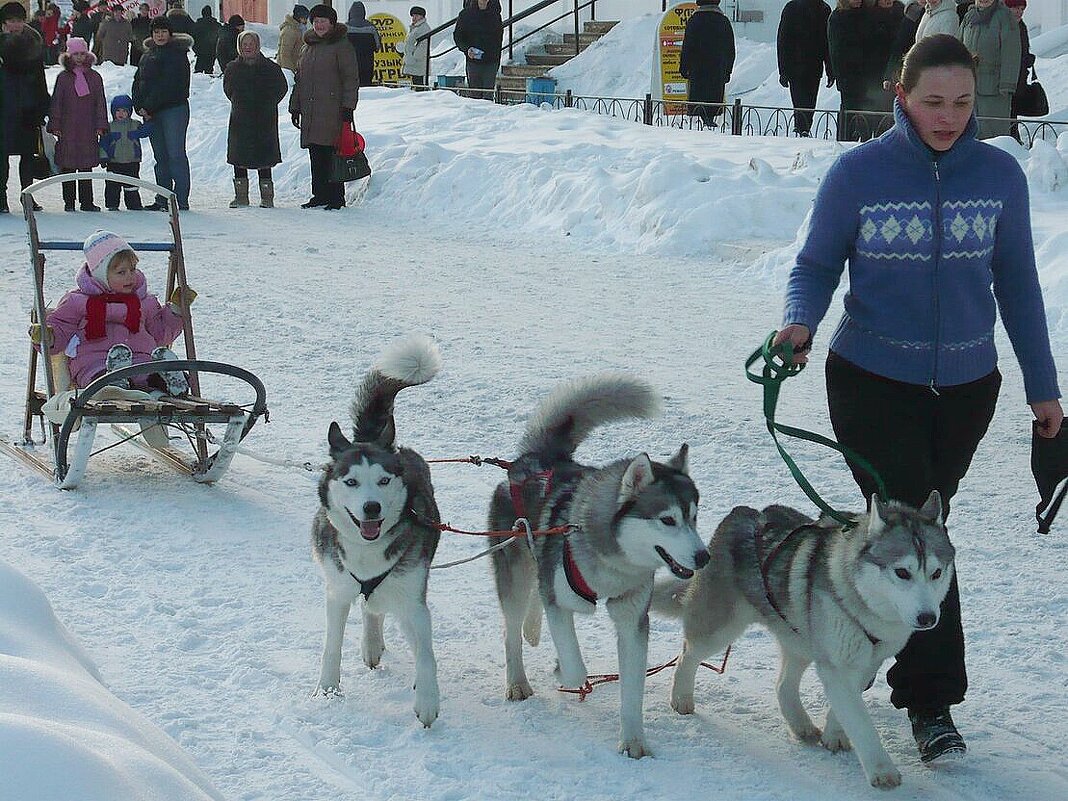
[{"x1": 85, "y1": 293, "x2": 141, "y2": 341}]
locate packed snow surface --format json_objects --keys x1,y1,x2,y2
[{"x1": 1, "y1": 27, "x2": 1067, "y2": 801}]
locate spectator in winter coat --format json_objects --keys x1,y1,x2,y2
[
  {"x1": 777, "y1": 0, "x2": 832, "y2": 136},
  {"x1": 680, "y1": 0, "x2": 735, "y2": 127},
  {"x1": 346, "y1": 2, "x2": 381, "y2": 87},
  {"x1": 1004, "y1": 0, "x2": 1033, "y2": 122},
  {"x1": 95, "y1": 6, "x2": 134, "y2": 66},
  {"x1": 956, "y1": 1, "x2": 972, "y2": 22},
  {"x1": 775, "y1": 35, "x2": 1062, "y2": 768},
  {"x1": 401, "y1": 6, "x2": 430, "y2": 86},
  {"x1": 882, "y1": 0, "x2": 922, "y2": 89},
  {"x1": 289, "y1": 4, "x2": 358, "y2": 210},
  {"x1": 132, "y1": 16, "x2": 194, "y2": 210},
  {"x1": 165, "y1": 2, "x2": 195, "y2": 38},
  {"x1": 827, "y1": 0, "x2": 870, "y2": 140},
  {"x1": 960, "y1": 0, "x2": 1021, "y2": 138},
  {"x1": 277, "y1": 3, "x2": 309, "y2": 71},
  {"x1": 41, "y1": 2, "x2": 59, "y2": 64},
  {"x1": 130, "y1": 3, "x2": 151, "y2": 65},
  {"x1": 43, "y1": 230, "x2": 189, "y2": 393},
  {"x1": 192, "y1": 6, "x2": 221, "y2": 74},
  {"x1": 99, "y1": 95, "x2": 152, "y2": 210},
  {"x1": 0, "y1": 2, "x2": 50, "y2": 214},
  {"x1": 453, "y1": 0, "x2": 503, "y2": 96},
  {"x1": 66, "y1": 7, "x2": 96, "y2": 50},
  {"x1": 48, "y1": 36, "x2": 108, "y2": 211},
  {"x1": 916, "y1": 0, "x2": 962, "y2": 40},
  {"x1": 224, "y1": 30, "x2": 288, "y2": 208},
  {"x1": 865, "y1": 0, "x2": 903, "y2": 123},
  {"x1": 215, "y1": 14, "x2": 243, "y2": 72}
]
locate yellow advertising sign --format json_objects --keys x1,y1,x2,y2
[
  {"x1": 655, "y1": 3, "x2": 699, "y2": 115},
  {"x1": 370, "y1": 13, "x2": 407, "y2": 86}
]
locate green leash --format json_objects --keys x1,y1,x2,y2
[{"x1": 745, "y1": 331, "x2": 888, "y2": 527}]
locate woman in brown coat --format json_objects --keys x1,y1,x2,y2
[
  {"x1": 94, "y1": 6, "x2": 133, "y2": 66},
  {"x1": 288, "y1": 3, "x2": 358, "y2": 210}
]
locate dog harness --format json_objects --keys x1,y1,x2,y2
[
  {"x1": 348, "y1": 566, "x2": 394, "y2": 600},
  {"x1": 563, "y1": 540, "x2": 597, "y2": 605}
]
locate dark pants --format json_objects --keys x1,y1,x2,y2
[
  {"x1": 465, "y1": 59, "x2": 499, "y2": 97},
  {"x1": 789, "y1": 74, "x2": 820, "y2": 135},
  {"x1": 0, "y1": 154, "x2": 35, "y2": 192},
  {"x1": 61, "y1": 173, "x2": 97, "y2": 209},
  {"x1": 837, "y1": 85, "x2": 870, "y2": 142},
  {"x1": 148, "y1": 102, "x2": 191, "y2": 207},
  {"x1": 308, "y1": 144, "x2": 344, "y2": 206},
  {"x1": 234, "y1": 166, "x2": 272, "y2": 181},
  {"x1": 104, "y1": 161, "x2": 143, "y2": 209},
  {"x1": 194, "y1": 53, "x2": 216, "y2": 74},
  {"x1": 825, "y1": 352, "x2": 1001, "y2": 713}
]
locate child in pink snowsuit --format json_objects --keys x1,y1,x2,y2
[{"x1": 44, "y1": 230, "x2": 192, "y2": 393}]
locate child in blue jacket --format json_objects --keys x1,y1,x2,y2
[{"x1": 98, "y1": 94, "x2": 152, "y2": 210}]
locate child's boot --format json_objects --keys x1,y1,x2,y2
[
  {"x1": 105, "y1": 344, "x2": 133, "y2": 388},
  {"x1": 124, "y1": 187, "x2": 143, "y2": 210},
  {"x1": 150, "y1": 347, "x2": 190, "y2": 396},
  {"x1": 229, "y1": 176, "x2": 249, "y2": 208},
  {"x1": 78, "y1": 180, "x2": 101, "y2": 212},
  {"x1": 259, "y1": 178, "x2": 274, "y2": 208}
]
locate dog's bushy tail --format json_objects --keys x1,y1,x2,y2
[
  {"x1": 650, "y1": 577, "x2": 688, "y2": 619},
  {"x1": 350, "y1": 334, "x2": 442, "y2": 447},
  {"x1": 518, "y1": 373, "x2": 661, "y2": 459}
]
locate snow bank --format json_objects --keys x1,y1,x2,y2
[{"x1": 0, "y1": 560, "x2": 224, "y2": 801}]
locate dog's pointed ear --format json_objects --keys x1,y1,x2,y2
[
  {"x1": 619, "y1": 453, "x2": 656, "y2": 505},
  {"x1": 667, "y1": 442, "x2": 689, "y2": 474},
  {"x1": 870, "y1": 493, "x2": 888, "y2": 533},
  {"x1": 919, "y1": 490, "x2": 944, "y2": 526},
  {"x1": 328, "y1": 421, "x2": 351, "y2": 458}
]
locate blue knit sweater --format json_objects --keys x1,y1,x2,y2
[{"x1": 783, "y1": 101, "x2": 1060, "y2": 403}]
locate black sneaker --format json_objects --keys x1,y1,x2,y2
[
  {"x1": 909, "y1": 708, "x2": 967, "y2": 763},
  {"x1": 144, "y1": 199, "x2": 169, "y2": 212},
  {"x1": 301, "y1": 197, "x2": 327, "y2": 209}
]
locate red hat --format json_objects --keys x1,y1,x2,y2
[{"x1": 1004, "y1": 0, "x2": 1026, "y2": 8}]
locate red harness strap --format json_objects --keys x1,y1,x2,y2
[
  {"x1": 508, "y1": 468, "x2": 554, "y2": 519},
  {"x1": 563, "y1": 539, "x2": 597, "y2": 605}
]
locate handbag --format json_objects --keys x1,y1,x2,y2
[
  {"x1": 31, "y1": 127, "x2": 53, "y2": 180},
  {"x1": 329, "y1": 122, "x2": 371, "y2": 183},
  {"x1": 1032, "y1": 422, "x2": 1068, "y2": 534},
  {"x1": 1015, "y1": 65, "x2": 1049, "y2": 118}
]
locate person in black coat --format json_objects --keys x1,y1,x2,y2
[
  {"x1": 864, "y1": 0, "x2": 903, "y2": 133},
  {"x1": 224, "y1": 30, "x2": 288, "y2": 208},
  {"x1": 827, "y1": 0, "x2": 870, "y2": 141},
  {"x1": 192, "y1": 5, "x2": 221, "y2": 73},
  {"x1": 215, "y1": 14, "x2": 243, "y2": 72},
  {"x1": 777, "y1": 0, "x2": 832, "y2": 136},
  {"x1": 346, "y1": 1, "x2": 380, "y2": 86},
  {"x1": 680, "y1": 0, "x2": 736, "y2": 127},
  {"x1": 130, "y1": 3, "x2": 151, "y2": 66},
  {"x1": 453, "y1": 0, "x2": 503, "y2": 96},
  {"x1": 0, "y1": 2, "x2": 50, "y2": 214}
]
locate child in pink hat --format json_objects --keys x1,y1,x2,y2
[
  {"x1": 48, "y1": 36, "x2": 108, "y2": 211},
  {"x1": 39, "y1": 230, "x2": 196, "y2": 393}
]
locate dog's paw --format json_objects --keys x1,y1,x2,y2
[
  {"x1": 506, "y1": 681, "x2": 534, "y2": 701},
  {"x1": 619, "y1": 738, "x2": 652, "y2": 759},
  {"x1": 670, "y1": 690, "x2": 695, "y2": 715},
  {"x1": 553, "y1": 661, "x2": 587, "y2": 690},
  {"x1": 790, "y1": 723, "x2": 822, "y2": 744},
  {"x1": 314, "y1": 682, "x2": 343, "y2": 699},
  {"x1": 414, "y1": 689, "x2": 440, "y2": 728},
  {"x1": 820, "y1": 728, "x2": 852, "y2": 752},
  {"x1": 867, "y1": 762, "x2": 902, "y2": 789}
]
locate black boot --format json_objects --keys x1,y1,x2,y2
[
  {"x1": 79, "y1": 180, "x2": 101, "y2": 212},
  {"x1": 63, "y1": 180, "x2": 77, "y2": 211},
  {"x1": 909, "y1": 707, "x2": 966, "y2": 763}
]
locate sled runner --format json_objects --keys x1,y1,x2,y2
[{"x1": 0, "y1": 173, "x2": 268, "y2": 489}]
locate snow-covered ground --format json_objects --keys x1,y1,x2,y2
[{"x1": 1, "y1": 32, "x2": 1067, "y2": 801}]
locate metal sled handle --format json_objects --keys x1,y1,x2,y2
[
  {"x1": 22, "y1": 171, "x2": 176, "y2": 200},
  {"x1": 55, "y1": 360, "x2": 268, "y2": 480}
]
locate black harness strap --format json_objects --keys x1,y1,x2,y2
[{"x1": 349, "y1": 566, "x2": 395, "y2": 600}]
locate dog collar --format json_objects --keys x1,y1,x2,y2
[
  {"x1": 563, "y1": 539, "x2": 597, "y2": 605},
  {"x1": 349, "y1": 565, "x2": 394, "y2": 600}
]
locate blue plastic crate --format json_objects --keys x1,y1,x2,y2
[
  {"x1": 525, "y1": 77, "x2": 557, "y2": 106},
  {"x1": 437, "y1": 74, "x2": 466, "y2": 89}
]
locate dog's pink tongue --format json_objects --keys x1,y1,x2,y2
[{"x1": 360, "y1": 520, "x2": 382, "y2": 540}]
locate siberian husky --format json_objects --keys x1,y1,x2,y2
[
  {"x1": 487, "y1": 373, "x2": 709, "y2": 757},
  {"x1": 311, "y1": 334, "x2": 443, "y2": 727},
  {"x1": 660, "y1": 494, "x2": 954, "y2": 787}
]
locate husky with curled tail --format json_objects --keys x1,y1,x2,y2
[
  {"x1": 487, "y1": 373, "x2": 710, "y2": 758},
  {"x1": 312, "y1": 334, "x2": 443, "y2": 728}
]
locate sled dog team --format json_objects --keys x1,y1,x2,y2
[{"x1": 311, "y1": 334, "x2": 955, "y2": 789}]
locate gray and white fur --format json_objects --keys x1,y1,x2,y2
[
  {"x1": 659, "y1": 493, "x2": 954, "y2": 788},
  {"x1": 311, "y1": 334, "x2": 443, "y2": 727},
  {"x1": 488, "y1": 373, "x2": 709, "y2": 758}
]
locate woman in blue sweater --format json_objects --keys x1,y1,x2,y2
[{"x1": 775, "y1": 34, "x2": 1061, "y2": 763}]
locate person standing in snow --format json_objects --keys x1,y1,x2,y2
[
  {"x1": 916, "y1": 0, "x2": 963, "y2": 40},
  {"x1": 224, "y1": 30, "x2": 288, "y2": 208},
  {"x1": 192, "y1": 5, "x2": 221, "y2": 74},
  {"x1": 130, "y1": 2, "x2": 151, "y2": 66},
  {"x1": 165, "y1": 1, "x2": 195, "y2": 38},
  {"x1": 864, "y1": 0, "x2": 903, "y2": 131},
  {"x1": 1003, "y1": 0, "x2": 1032, "y2": 123},
  {"x1": 99, "y1": 95, "x2": 152, "y2": 210},
  {"x1": 289, "y1": 4, "x2": 358, "y2": 210},
  {"x1": 401, "y1": 6, "x2": 430, "y2": 86},
  {"x1": 777, "y1": 0, "x2": 832, "y2": 137},
  {"x1": 960, "y1": 0, "x2": 1021, "y2": 138},
  {"x1": 132, "y1": 16, "x2": 194, "y2": 210},
  {"x1": 95, "y1": 5, "x2": 133, "y2": 65},
  {"x1": 48, "y1": 36, "x2": 108, "y2": 212},
  {"x1": 277, "y1": 3, "x2": 309, "y2": 71},
  {"x1": 215, "y1": 14, "x2": 244, "y2": 73},
  {"x1": 679, "y1": 0, "x2": 736, "y2": 128},
  {"x1": 346, "y1": 2, "x2": 380, "y2": 87},
  {"x1": 774, "y1": 34, "x2": 1062, "y2": 766},
  {"x1": 453, "y1": 0, "x2": 503, "y2": 98},
  {"x1": 828, "y1": 0, "x2": 873, "y2": 140}
]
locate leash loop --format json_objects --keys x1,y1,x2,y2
[{"x1": 745, "y1": 331, "x2": 888, "y2": 526}]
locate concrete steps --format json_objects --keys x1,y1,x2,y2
[{"x1": 504, "y1": 19, "x2": 620, "y2": 93}]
